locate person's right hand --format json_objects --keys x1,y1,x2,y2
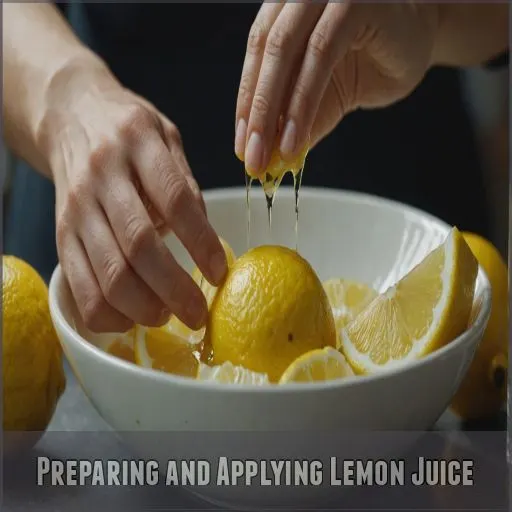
[{"x1": 39, "y1": 65, "x2": 227, "y2": 333}]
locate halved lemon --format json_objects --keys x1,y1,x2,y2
[
  {"x1": 322, "y1": 278, "x2": 378, "y2": 346},
  {"x1": 340, "y1": 227, "x2": 478, "y2": 374},
  {"x1": 134, "y1": 325, "x2": 202, "y2": 378},
  {"x1": 279, "y1": 347, "x2": 354, "y2": 384},
  {"x1": 104, "y1": 328, "x2": 136, "y2": 363},
  {"x1": 196, "y1": 361, "x2": 270, "y2": 385}
]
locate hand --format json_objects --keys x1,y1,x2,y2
[
  {"x1": 235, "y1": 2, "x2": 439, "y2": 176},
  {"x1": 40, "y1": 66, "x2": 227, "y2": 332}
]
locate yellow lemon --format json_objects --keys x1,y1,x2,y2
[
  {"x1": 341, "y1": 227, "x2": 478, "y2": 374},
  {"x1": 196, "y1": 362, "x2": 270, "y2": 385},
  {"x1": 209, "y1": 245, "x2": 337, "y2": 382},
  {"x1": 104, "y1": 328, "x2": 136, "y2": 364},
  {"x1": 449, "y1": 232, "x2": 508, "y2": 420},
  {"x1": 164, "y1": 237, "x2": 237, "y2": 344},
  {"x1": 279, "y1": 347, "x2": 354, "y2": 384},
  {"x1": 134, "y1": 325, "x2": 204, "y2": 378},
  {"x1": 322, "y1": 278, "x2": 378, "y2": 347},
  {"x1": 257, "y1": 145, "x2": 309, "y2": 196},
  {"x1": 3, "y1": 256, "x2": 66, "y2": 454}
]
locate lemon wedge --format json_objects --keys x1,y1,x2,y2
[
  {"x1": 103, "y1": 328, "x2": 136, "y2": 363},
  {"x1": 340, "y1": 227, "x2": 478, "y2": 374},
  {"x1": 322, "y1": 278, "x2": 378, "y2": 346},
  {"x1": 279, "y1": 347, "x2": 354, "y2": 384},
  {"x1": 196, "y1": 361, "x2": 270, "y2": 385},
  {"x1": 134, "y1": 325, "x2": 202, "y2": 378}
]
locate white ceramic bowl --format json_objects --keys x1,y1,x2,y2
[{"x1": 49, "y1": 187, "x2": 491, "y2": 509}]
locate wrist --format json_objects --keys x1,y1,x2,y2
[
  {"x1": 35, "y1": 54, "x2": 118, "y2": 175},
  {"x1": 425, "y1": 3, "x2": 444, "y2": 69}
]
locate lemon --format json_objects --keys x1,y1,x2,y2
[
  {"x1": 257, "y1": 145, "x2": 309, "y2": 195},
  {"x1": 163, "y1": 237, "x2": 237, "y2": 344},
  {"x1": 450, "y1": 232, "x2": 508, "y2": 420},
  {"x1": 279, "y1": 347, "x2": 354, "y2": 384},
  {"x1": 3, "y1": 256, "x2": 66, "y2": 454},
  {"x1": 134, "y1": 325, "x2": 203, "y2": 378},
  {"x1": 104, "y1": 328, "x2": 136, "y2": 364},
  {"x1": 209, "y1": 245, "x2": 337, "y2": 382},
  {"x1": 341, "y1": 227, "x2": 478, "y2": 374},
  {"x1": 197, "y1": 361, "x2": 270, "y2": 385},
  {"x1": 323, "y1": 278, "x2": 378, "y2": 346}
]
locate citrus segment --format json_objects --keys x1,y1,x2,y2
[
  {"x1": 279, "y1": 347, "x2": 354, "y2": 384},
  {"x1": 341, "y1": 227, "x2": 478, "y2": 374},
  {"x1": 105, "y1": 328, "x2": 136, "y2": 363},
  {"x1": 209, "y1": 245, "x2": 337, "y2": 382},
  {"x1": 322, "y1": 278, "x2": 378, "y2": 345},
  {"x1": 134, "y1": 325, "x2": 202, "y2": 378},
  {"x1": 197, "y1": 361, "x2": 270, "y2": 385}
]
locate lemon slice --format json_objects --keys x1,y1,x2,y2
[
  {"x1": 279, "y1": 347, "x2": 354, "y2": 384},
  {"x1": 340, "y1": 227, "x2": 478, "y2": 374},
  {"x1": 322, "y1": 278, "x2": 378, "y2": 345},
  {"x1": 103, "y1": 328, "x2": 136, "y2": 363},
  {"x1": 196, "y1": 361, "x2": 270, "y2": 385},
  {"x1": 134, "y1": 325, "x2": 202, "y2": 378}
]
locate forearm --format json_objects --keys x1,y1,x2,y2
[
  {"x1": 3, "y1": 3, "x2": 111, "y2": 178},
  {"x1": 431, "y1": 3, "x2": 509, "y2": 67}
]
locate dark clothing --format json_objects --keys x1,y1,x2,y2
[{"x1": 5, "y1": 4, "x2": 494, "y2": 281}]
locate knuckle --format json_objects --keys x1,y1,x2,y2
[
  {"x1": 251, "y1": 93, "x2": 271, "y2": 120},
  {"x1": 124, "y1": 215, "x2": 154, "y2": 260},
  {"x1": 247, "y1": 22, "x2": 267, "y2": 55},
  {"x1": 82, "y1": 293, "x2": 107, "y2": 331},
  {"x1": 88, "y1": 141, "x2": 116, "y2": 175},
  {"x1": 163, "y1": 176, "x2": 190, "y2": 220},
  {"x1": 266, "y1": 25, "x2": 291, "y2": 59},
  {"x1": 117, "y1": 104, "x2": 153, "y2": 141},
  {"x1": 165, "y1": 123, "x2": 182, "y2": 146},
  {"x1": 55, "y1": 216, "x2": 71, "y2": 247},
  {"x1": 237, "y1": 76, "x2": 253, "y2": 108},
  {"x1": 292, "y1": 80, "x2": 312, "y2": 116},
  {"x1": 67, "y1": 178, "x2": 90, "y2": 210},
  {"x1": 102, "y1": 255, "x2": 129, "y2": 302},
  {"x1": 307, "y1": 30, "x2": 331, "y2": 61}
]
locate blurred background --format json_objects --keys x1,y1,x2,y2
[{"x1": 1, "y1": 66, "x2": 509, "y2": 261}]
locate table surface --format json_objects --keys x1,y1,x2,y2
[{"x1": 3, "y1": 362, "x2": 507, "y2": 512}]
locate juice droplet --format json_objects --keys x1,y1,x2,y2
[
  {"x1": 262, "y1": 171, "x2": 284, "y2": 239},
  {"x1": 293, "y1": 167, "x2": 304, "y2": 251},
  {"x1": 245, "y1": 172, "x2": 253, "y2": 251}
]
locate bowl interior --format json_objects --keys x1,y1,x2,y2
[
  {"x1": 168, "y1": 186, "x2": 448, "y2": 292},
  {"x1": 56, "y1": 187, "x2": 488, "y2": 360}
]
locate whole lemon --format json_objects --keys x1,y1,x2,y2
[
  {"x1": 450, "y1": 233, "x2": 508, "y2": 420},
  {"x1": 208, "y1": 245, "x2": 336, "y2": 382},
  {"x1": 3, "y1": 256, "x2": 66, "y2": 454}
]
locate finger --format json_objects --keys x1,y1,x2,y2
[
  {"x1": 79, "y1": 202, "x2": 171, "y2": 327},
  {"x1": 281, "y1": 2, "x2": 357, "y2": 160},
  {"x1": 235, "y1": 2, "x2": 284, "y2": 161},
  {"x1": 98, "y1": 174, "x2": 209, "y2": 329},
  {"x1": 244, "y1": 2, "x2": 325, "y2": 176},
  {"x1": 58, "y1": 233, "x2": 133, "y2": 333},
  {"x1": 132, "y1": 133, "x2": 227, "y2": 288}
]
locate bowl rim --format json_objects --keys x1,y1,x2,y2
[{"x1": 49, "y1": 187, "x2": 492, "y2": 394}]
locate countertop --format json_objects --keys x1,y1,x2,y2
[{"x1": 3, "y1": 362, "x2": 508, "y2": 512}]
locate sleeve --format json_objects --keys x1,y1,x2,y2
[{"x1": 484, "y1": 51, "x2": 509, "y2": 70}]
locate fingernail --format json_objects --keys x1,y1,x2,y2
[
  {"x1": 210, "y1": 249, "x2": 227, "y2": 285},
  {"x1": 245, "y1": 131, "x2": 264, "y2": 175},
  {"x1": 234, "y1": 119, "x2": 247, "y2": 161},
  {"x1": 280, "y1": 119, "x2": 297, "y2": 159}
]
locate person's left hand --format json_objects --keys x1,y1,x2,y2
[{"x1": 235, "y1": 1, "x2": 440, "y2": 176}]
